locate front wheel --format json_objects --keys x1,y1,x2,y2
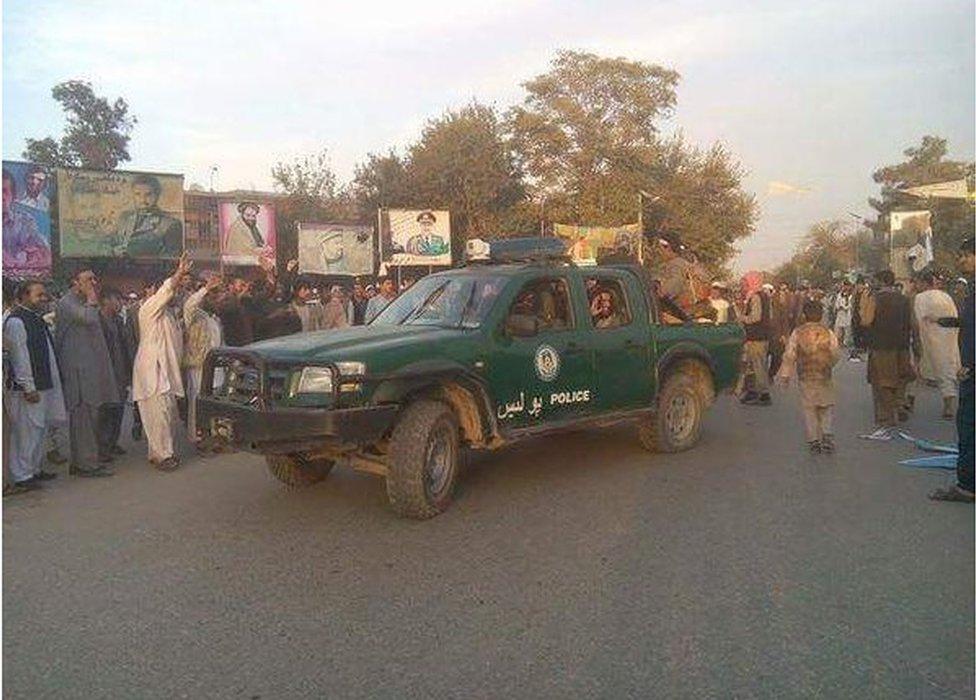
[
  {"x1": 386, "y1": 400, "x2": 460, "y2": 519},
  {"x1": 637, "y1": 373, "x2": 704, "y2": 453},
  {"x1": 266, "y1": 454, "x2": 334, "y2": 487}
]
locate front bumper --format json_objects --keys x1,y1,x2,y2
[{"x1": 196, "y1": 397, "x2": 398, "y2": 453}]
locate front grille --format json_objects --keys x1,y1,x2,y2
[{"x1": 209, "y1": 354, "x2": 289, "y2": 407}]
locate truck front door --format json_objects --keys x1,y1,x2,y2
[
  {"x1": 486, "y1": 275, "x2": 596, "y2": 430},
  {"x1": 583, "y1": 271, "x2": 654, "y2": 411}
]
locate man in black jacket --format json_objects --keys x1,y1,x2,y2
[{"x1": 930, "y1": 238, "x2": 974, "y2": 503}]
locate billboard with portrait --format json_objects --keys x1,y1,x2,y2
[
  {"x1": 380, "y1": 209, "x2": 451, "y2": 266},
  {"x1": 298, "y1": 223, "x2": 374, "y2": 275},
  {"x1": 219, "y1": 200, "x2": 277, "y2": 266},
  {"x1": 57, "y1": 168, "x2": 184, "y2": 259},
  {"x1": 2, "y1": 161, "x2": 53, "y2": 277}
]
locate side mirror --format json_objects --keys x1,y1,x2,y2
[{"x1": 505, "y1": 314, "x2": 539, "y2": 338}]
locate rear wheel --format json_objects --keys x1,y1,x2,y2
[
  {"x1": 638, "y1": 373, "x2": 704, "y2": 453},
  {"x1": 266, "y1": 454, "x2": 334, "y2": 487},
  {"x1": 386, "y1": 400, "x2": 460, "y2": 519}
]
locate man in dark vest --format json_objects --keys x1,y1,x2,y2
[
  {"x1": 859, "y1": 269, "x2": 913, "y2": 439},
  {"x1": 2, "y1": 281, "x2": 67, "y2": 489},
  {"x1": 740, "y1": 271, "x2": 773, "y2": 406}
]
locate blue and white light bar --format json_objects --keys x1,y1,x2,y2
[{"x1": 465, "y1": 237, "x2": 568, "y2": 264}]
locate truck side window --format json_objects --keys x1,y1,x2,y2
[
  {"x1": 585, "y1": 277, "x2": 632, "y2": 330},
  {"x1": 508, "y1": 278, "x2": 574, "y2": 331}
]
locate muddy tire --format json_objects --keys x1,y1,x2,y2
[
  {"x1": 638, "y1": 373, "x2": 704, "y2": 453},
  {"x1": 386, "y1": 400, "x2": 460, "y2": 519},
  {"x1": 266, "y1": 454, "x2": 334, "y2": 487}
]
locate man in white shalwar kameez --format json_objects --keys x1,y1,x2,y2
[
  {"x1": 3, "y1": 281, "x2": 67, "y2": 488},
  {"x1": 182, "y1": 275, "x2": 223, "y2": 451},
  {"x1": 132, "y1": 254, "x2": 192, "y2": 470},
  {"x1": 913, "y1": 271, "x2": 961, "y2": 418}
]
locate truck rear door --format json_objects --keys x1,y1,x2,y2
[{"x1": 582, "y1": 270, "x2": 654, "y2": 411}]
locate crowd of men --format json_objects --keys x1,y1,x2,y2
[
  {"x1": 2, "y1": 257, "x2": 413, "y2": 493},
  {"x1": 3, "y1": 234, "x2": 973, "y2": 505}
]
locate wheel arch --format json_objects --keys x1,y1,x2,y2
[
  {"x1": 371, "y1": 362, "x2": 500, "y2": 448},
  {"x1": 655, "y1": 343, "x2": 717, "y2": 406}
]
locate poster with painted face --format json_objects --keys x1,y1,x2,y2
[
  {"x1": 298, "y1": 223, "x2": 373, "y2": 275},
  {"x1": 57, "y1": 168, "x2": 184, "y2": 258},
  {"x1": 2, "y1": 161, "x2": 53, "y2": 277},
  {"x1": 380, "y1": 209, "x2": 451, "y2": 266},
  {"x1": 219, "y1": 200, "x2": 277, "y2": 266}
]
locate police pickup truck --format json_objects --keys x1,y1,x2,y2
[{"x1": 197, "y1": 238, "x2": 743, "y2": 519}]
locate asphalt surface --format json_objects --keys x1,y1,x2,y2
[{"x1": 3, "y1": 360, "x2": 973, "y2": 699}]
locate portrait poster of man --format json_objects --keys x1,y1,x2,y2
[
  {"x1": 57, "y1": 168, "x2": 184, "y2": 259},
  {"x1": 890, "y1": 210, "x2": 932, "y2": 281},
  {"x1": 553, "y1": 223, "x2": 641, "y2": 265},
  {"x1": 298, "y1": 223, "x2": 374, "y2": 275},
  {"x1": 380, "y1": 209, "x2": 451, "y2": 266},
  {"x1": 2, "y1": 161, "x2": 53, "y2": 277},
  {"x1": 220, "y1": 200, "x2": 277, "y2": 266}
]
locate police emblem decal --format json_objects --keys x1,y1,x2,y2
[{"x1": 534, "y1": 344, "x2": 560, "y2": 382}]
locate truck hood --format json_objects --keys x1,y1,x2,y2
[{"x1": 244, "y1": 324, "x2": 470, "y2": 364}]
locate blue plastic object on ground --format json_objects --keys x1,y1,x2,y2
[{"x1": 898, "y1": 454, "x2": 957, "y2": 470}]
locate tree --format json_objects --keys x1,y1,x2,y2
[
  {"x1": 509, "y1": 49, "x2": 679, "y2": 200},
  {"x1": 771, "y1": 220, "x2": 883, "y2": 287},
  {"x1": 868, "y1": 135, "x2": 974, "y2": 270},
  {"x1": 508, "y1": 51, "x2": 755, "y2": 271},
  {"x1": 406, "y1": 103, "x2": 526, "y2": 238},
  {"x1": 351, "y1": 150, "x2": 412, "y2": 215},
  {"x1": 24, "y1": 80, "x2": 136, "y2": 169},
  {"x1": 271, "y1": 149, "x2": 355, "y2": 264}
]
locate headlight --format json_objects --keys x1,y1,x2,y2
[{"x1": 296, "y1": 366, "x2": 334, "y2": 394}]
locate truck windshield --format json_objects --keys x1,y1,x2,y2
[{"x1": 372, "y1": 275, "x2": 505, "y2": 329}]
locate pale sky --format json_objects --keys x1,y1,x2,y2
[{"x1": 3, "y1": 0, "x2": 974, "y2": 271}]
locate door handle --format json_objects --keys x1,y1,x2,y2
[{"x1": 623, "y1": 339, "x2": 640, "y2": 349}]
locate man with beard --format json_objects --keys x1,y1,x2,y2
[
  {"x1": 55, "y1": 270, "x2": 118, "y2": 477},
  {"x1": 116, "y1": 174, "x2": 183, "y2": 258},
  {"x1": 3, "y1": 281, "x2": 66, "y2": 489},
  {"x1": 224, "y1": 202, "x2": 269, "y2": 260}
]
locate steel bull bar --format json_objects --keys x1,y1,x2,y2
[{"x1": 196, "y1": 348, "x2": 398, "y2": 452}]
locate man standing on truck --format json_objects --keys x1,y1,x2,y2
[
  {"x1": 653, "y1": 234, "x2": 696, "y2": 316},
  {"x1": 740, "y1": 271, "x2": 773, "y2": 406}
]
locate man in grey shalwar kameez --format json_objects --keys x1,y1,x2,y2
[{"x1": 55, "y1": 270, "x2": 119, "y2": 477}]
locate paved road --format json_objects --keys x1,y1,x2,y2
[{"x1": 4, "y1": 361, "x2": 973, "y2": 699}]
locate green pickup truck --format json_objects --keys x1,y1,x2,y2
[{"x1": 197, "y1": 238, "x2": 743, "y2": 518}]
